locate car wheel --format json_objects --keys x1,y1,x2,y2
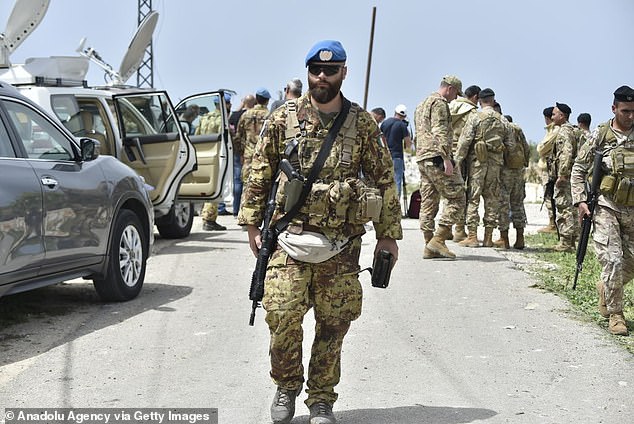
[
  {"x1": 93, "y1": 209, "x2": 147, "y2": 301},
  {"x1": 156, "y1": 201, "x2": 194, "y2": 239}
]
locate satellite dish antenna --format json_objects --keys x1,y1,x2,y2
[
  {"x1": 0, "y1": 0, "x2": 50, "y2": 67},
  {"x1": 117, "y1": 11, "x2": 158, "y2": 85}
]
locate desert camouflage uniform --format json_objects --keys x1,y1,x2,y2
[
  {"x1": 551, "y1": 122, "x2": 578, "y2": 241},
  {"x1": 537, "y1": 123, "x2": 560, "y2": 224},
  {"x1": 238, "y1": 92, "x2": 402, "y2": 407},
  {"x1": 455, "y1": 106, "x2": 513, "y2": 231},
  {"x1": 414, "y1": 92, "x2": 465, "y2": 233},
  {"x1": 196, "y1": 108, "x2": 223, "y2": 222},
  {"x1": 237, "y1": 104, "x2": 269, "y2": 182},
  {"x1": 499, "y1": 122, "x2": 530, "y2": 231},
  {"x1": 571, "y1": 121, "x2": 634, "y2": 313},
  {"x1": 449, "y1": 97, "x2": 478, "y2": 154}
]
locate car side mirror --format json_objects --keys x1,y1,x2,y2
[{"x1": 80, "y1": 138, "x2": 100, "y2": 161}]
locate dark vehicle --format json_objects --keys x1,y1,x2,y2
[{"x1": 0, "y1": 82, "x2": 154, "y2": 301}]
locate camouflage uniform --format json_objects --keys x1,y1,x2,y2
[
  {"x1": 238, "y1": 93, "x2": 402, "y2": 407},
  {"x1": 237, "y1": 104, "x2": 269, "y2": 182},
  {"x1": 571, "y1": 121, "x2": 634, "y2": 315},
  {"x1": 196, "y1": 108, "x2": 223, "y2": 223},
  {"x1": 414, "y1": 92, "x2": 465, "y2": 233},
  {"x1": 537, "y1": 123, "x2": 560, "y2": 230},
  {"x1": 455, "y1": 106, "x2": 513, "y2": 236},
  {"x1": 499, "y1": 122, "x2": 530, "y2": 231},
  {"x1": 449, "y1": 97, "x2": 478, "y2": 154},
  {"x1": 551, "y1": 122, "x2": 578, "y2": 246}
]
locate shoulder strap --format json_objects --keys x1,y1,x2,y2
[{"x1": 274, "y1": 97, "x2": 352, "y2": 233}]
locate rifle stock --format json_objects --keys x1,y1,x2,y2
[{"x1": 573, "y1": 150, "x2": 603, "y2": 290}]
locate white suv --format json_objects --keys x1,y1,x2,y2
[{"x1": 12, "y1": 81, "x2": 233, "y2": 239}]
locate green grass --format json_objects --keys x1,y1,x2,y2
[{"x1": 524, "y1": 233, "x2": 634, "y2": 353}]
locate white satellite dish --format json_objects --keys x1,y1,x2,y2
[
  {"x1": 0, "y1": 0, "x2": 50, "y2": 67},
  {"x1": 117, "y1": 11, "x2": 158, "y2": 85},
  {"x1": 76, "y1": 10, "x2": 158, "y2": 85}
]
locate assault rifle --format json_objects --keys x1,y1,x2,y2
[
  {"x1": 573, "y1": 149, "x2": 604, "y2": 290},
  {"x1": 248, "y1": 170, "x2": 280, "y2": 326}
]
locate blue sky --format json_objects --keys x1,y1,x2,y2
[{"x1": 2, "y1": 0, "x2": 633, "y2": 143}]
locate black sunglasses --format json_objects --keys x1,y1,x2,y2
[{"x1": 308, "y1": 64, "x2": 342, "y2": 77}]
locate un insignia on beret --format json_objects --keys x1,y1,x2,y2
[{"x1": 319, "y1": 50, "x2": 333, "y2": 61}]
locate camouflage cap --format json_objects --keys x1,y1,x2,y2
[{"x1": 442, "y1": 75, "x2": 463, "y2": 96}]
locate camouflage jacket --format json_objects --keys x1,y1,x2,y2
[
  {"x1": 571, "y1": 120, "x2": 634, "y2": 210},
  {"x1": 536, "y1": 123, "x2": 559, "y2": 159},
  {"x1": 552, "y1": 122, "x2": 576, "y2": 177},
  {"x1": 414, "y1": 92, "x2": 453, "y2": 162},
  {"x1": 237, "y1": 92, "x2": 403, "y2": 242},
  {"x1": 195, "y1": 109, "x2": 222, "y2": 135},
  {"x1": 236, "y1": 104, "x2": 269, "y2": 162},
  {"x1": 449, "y1": 97, "x2": 478, "y2": 153},
  {"x1": 455, "y1": 106, "x2": 514, "y2": 166}
]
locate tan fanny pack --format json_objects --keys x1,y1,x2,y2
[{"x1": 277, "y1": 230, "x2": 349, "y2": 263}]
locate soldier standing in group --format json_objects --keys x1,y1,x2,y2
[
  {"x1": 238, "y1": 40, "x2": 402, "y2": 424},
  {"x1": 237, "y1": 87, "x2": 271, "y2": 183},
  {"x1": 576, "y1": 112, "x2": 592, "y2": 148},
  {"x1": 571, "y1": 85, "x2": 634, "y2": 336},
  {"x1": 494, "y1": 114, "x2": 530, "y2": 249},
  {"x1": 537, "y1": 106, "x2": 559, "y2": 234},
  {"x1": 449, "y1": 84, "x2": 481, "y2": 242},
  {"x1": 414, "y1": 75, "x2": 466, "y2": 259},
  {"x1": 455, "y1": 88, "x2": 513, "y2": 247},
  {"x1": 550, "y1": 102, "x2": 578, "y2": 252}
]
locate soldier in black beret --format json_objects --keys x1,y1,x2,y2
[
  {"x1": 555, "y1": 102, "x2": 572, "y2": 117},
  {"x1": 570, "y1": 85, "x2": 634, "y2": 336}
]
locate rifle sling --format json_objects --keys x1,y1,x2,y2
[{"x1": 273, "y1": 97, "x2": 352, "y2": 234}]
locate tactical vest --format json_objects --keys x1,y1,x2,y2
[
  {"x1": 473, "y1": 112, "x2": 505, "y2": 163},
  {"x1": 278, "y1": 100, "x2": 382, "y2": 230},
  {"x1": 596, "y1": 123, "x2": 634, "y2": 206}
]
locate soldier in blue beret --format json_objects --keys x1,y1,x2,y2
[{"x1": 239, "y1": 39, "x2": 402, "y2": 424}]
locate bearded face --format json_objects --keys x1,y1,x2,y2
[{"x1": 307, "y1": 63, "x2": 346, "y2": 104}]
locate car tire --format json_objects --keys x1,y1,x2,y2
[
  {"x1": 156, "y1": 201, "x2": 194, "y2": 239},
  {"x1": 93, "y1": 209, "x2": 147, "y2": 301}
]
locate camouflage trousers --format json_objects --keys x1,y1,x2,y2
[
  {"x1": 200, "y1": 202, "x2": 218, "y2": 222},
  {"x1": 263, "y1": 237, "x2": 362, "y2": 407},
  {"x1": 465, "y1": 161, "x2": 501, "y2": 229},
  {"x1": 593, "y1": 205, "x2": 634, "y2": 314},
  {"x1": 498, "y1": 168, "x2": 527, "y2": 231},
  {"x1": 553, "y1": 180, "x2": 578, "y2": 239},
  {"x1": 541, "y1": 170, "x2": 555, "y2": 219},
  {"x1": 417, "y1": 159, "x2": 465, "y2": 233}
]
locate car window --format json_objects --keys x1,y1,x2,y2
[
  {"x1": 115, "y1": 93, "x2": 179, "y2": 137},
  {"x1": 2, "y1": 100, "x2": 74, "y2": 161},
  {"x1": 0, "y1": 117, "x2": 16, "y2": 158}
]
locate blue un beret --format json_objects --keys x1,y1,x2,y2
[
  {"x1": 305, "y1": 40, "x2": 347, "y2": 66},
  {"x1": 255, "y1": 87, "x2": 271, "y2": 99}
]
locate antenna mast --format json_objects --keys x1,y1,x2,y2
[{"x1": 136, "y1": 0, "x2": 154, "y2": 88}]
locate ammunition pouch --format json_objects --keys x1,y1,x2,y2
[
  {"x1": 347, "y1": 180, "x2": 383, "y2": 224},
  {"x1": 475, "y1": 141, "x2": 488, "y2": 162},
  {"x1": 602, "y1": 146, "x2": 634, "y2": 206}
]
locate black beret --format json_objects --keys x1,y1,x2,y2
[
  {"x1": 556, "y1": 102, "x2": 572, "y2": 115},
  {"x1": 479, "y1": 88, "x2": 495, "y2": 99},
  {"x1": 614, "y1": 85, "x2": 634, "y2": 102},
  {"x1": 543, "y1": 106, "x2": 554, "y2": 117}
]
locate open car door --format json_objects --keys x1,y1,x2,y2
[
  {"x1": 174, "y1": 91, "x2": 233, "y2": 202},
  {"x1": 111, "y1": 90, "x2": 196, "y2": 212}
]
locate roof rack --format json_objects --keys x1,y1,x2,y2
[{"x1": 32, "y1": 76, "x2": 88, "y2": 88}]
